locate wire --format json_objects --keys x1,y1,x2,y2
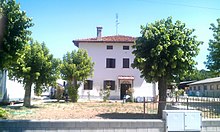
[{"x1": 137, "y1": 0, "x2": 220, "y2": 11}]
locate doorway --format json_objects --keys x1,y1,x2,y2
[{"x1": 120, "y1": 84, "x2": 131, "y2": 100}]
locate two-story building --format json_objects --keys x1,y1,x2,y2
[{"x1": 73, "y1": 27, "x2": 158, "y2": 100}]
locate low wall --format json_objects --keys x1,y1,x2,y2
[
  {"x1": 202, "y1": 119, "x2": 220, "y2": 132},
  {"x1": 0, "y1": 119, "x2": 220, "y2": 132},
  {"x1": 0, "y1": 119, "x2": 165, "y2": 132}
]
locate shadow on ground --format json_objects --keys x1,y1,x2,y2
[
  {"x1": 0, "y1": 104, "x2": 41, "y2": 110},
  {"x1": 97, "y1": 113, "x2": 159, "y2": 119}
]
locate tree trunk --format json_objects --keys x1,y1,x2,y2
[
  {"x1": 0, "y1": 14, "x2": 6, "y2": 51},
  {"x1": 157, "y1": 76, "x2": 167, "y2": 118},
  {"x1": 23, "y1": 82, "x2": 32, "y2": 107}
]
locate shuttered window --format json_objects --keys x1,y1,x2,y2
[
  {"x1": 106, "y1": 58, "x2": 115, "y2": 68},
  {"x1": 84, "y1": 80, "x2": 93, "y2": 90}
]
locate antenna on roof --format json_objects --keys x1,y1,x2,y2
[{"x1": 115, "y1": 13, "x2": 119, "y2": 35}]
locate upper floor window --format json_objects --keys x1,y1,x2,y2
[
  {"x1": 123, "y1": 46, "x2": 129, "y2": 50},
  {"x1": 84, "y1": 80, "x2": 93, "y2": 90},
  {"x1": 106, "y1": 58, "x2": 115, "y2": 68},
  {"x1": 123, "y1": 58, "x2": 129, "y2": 68},
  {"x1": 107, "y1": 45, "x2": 113, "y2": 50},
  {"x1": 104, "y1": 80, "x2": 115, "y2": 90}
]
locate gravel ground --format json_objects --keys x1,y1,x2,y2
[{"x1": 4, "y1": 99, "x2": 158, "y2": 120}]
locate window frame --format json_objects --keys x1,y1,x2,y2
[
  {"x1": 204, "y1": 85, "x2": 207, "y2": 90},
  {"x1": 84, "y1": 80, "x2": 93, "y2": 90},
  {"x1": 123, "y1": 45, "x2": 129, "y2": 50},
  {"x1": 106, "y1": 58, "x2": 116, "y2": 68},
  {"x1": 123, "y1": 58, "x2": 129, "y2": 68},
  {"x1": 107, "y1": 45, "x2": 113, "y2": 50},
  {"x1": 210, "y1": 85, "x2": 214, "y2": 90},
  {"x1": 104, "y1": 80, "x2": 115, "y2": 90}
]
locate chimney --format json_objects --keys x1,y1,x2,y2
[{"x1": 96, "y1": 26, "x2": 102, "y2": 40}]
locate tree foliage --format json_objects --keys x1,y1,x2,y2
[
  {"x1": 61, "y1": 49, "x2": 94, "y2": 102},
  {"x1": 205, "y1": 18, "x2": 220, "y2": 76},
  {"x1": 8, "y1": 41, "x2": 60, "y2": 106},
  {"x1": 180, "y1": 69, "x2": 215, "y2": 82},
  {"x1": 0, "y1": 0, "x2": 33, "y2": 69},
  {"x1": 132, "y1": 17, "x2": 202, "y2": 118}
]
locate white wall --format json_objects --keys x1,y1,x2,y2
[
  {"x1": 78, "y1": 42, "x2": 158, "y2": 99},
  {"x1": 0, "y1": 70, "x2": 34, "y2": 102}
]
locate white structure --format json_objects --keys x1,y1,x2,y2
[
  {"x1": 0, "y1": 70, "x2": 28, "y2": 102},
  {"x1": 73, "y1": 27, "x2": 158, "y2": 100},
  {"x1": 188, "y1": 77, "x2": 220, "y2": 97}
]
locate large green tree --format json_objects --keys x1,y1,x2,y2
[
  {"x1": 205, "y1": 18, "x2": 220, "y2": 76},
  {"x1": 132, "y1": 17, "x2": 202, "y2": 118},
  {"x1": 8, "y1": 41, "x2": 60, "y2": 106},
  {"x1": 0, "y1": 0, "x2": 33, "y2": 69},
  {"x1": 61, "y1": 49, "x2": 94, "y2": 102}
]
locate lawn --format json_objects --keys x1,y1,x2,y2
[{"x1": 3, "y1": 100, "x2": 159, "y2": 120}]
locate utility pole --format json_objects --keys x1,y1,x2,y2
[{"x1": 116, "y1": 13, "x2": 119, "y2": 35}]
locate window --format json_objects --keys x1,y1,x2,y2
[
  {"x1": 210, "y1": 85, "x2": 214, "y2": 90},
  {"x1": 106, "y1": 58, "x2": 115, "y2": 68},
  {"x1": 84, "y1": 80, "x2": 93, "y2": 90},
  {"x1": 104, "y1": 80, "x2": 115, "y2": 90},
  {"x1": 204, "y1": 85, "x2": 207, "y2": 90},
  {"x1": 107, "y1": 45, "x2": 113, "y2": 50},
  {"x1": 193, "y1": 86, "x2": 196, "y2": 90},
  {"x1": 198, "y1": 86, "x2": 201, "y2": 90},
  {"x1": 217, "y1": 84, "x2": 220, "y2": 90},
  {"x1": 123, "y1": 46, "x2": 129, "y2": 50},
  {"x1": 123, "y1": 58, "x2": 129, "y2": 68}
]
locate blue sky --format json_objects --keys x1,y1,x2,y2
[{"x1": 16, "y1": 0, "x2": 220, "y2": 70}]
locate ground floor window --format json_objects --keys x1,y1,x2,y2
[
  {"x1": 84, "y1": 80, "x2": 93, "y2": 90},
  {"x1": 104, "y1": 80, "x2": 115, "y2": 90}
]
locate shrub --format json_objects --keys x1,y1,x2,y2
[
  {"x1": 0, "y1": 107, "x2": 8, "y2": 119},
  {"x1": 67, "y1": 85, "x2": 79, "y2": 102},
  {"x1": 100, "y1": 85, "x2": 110, "y2": 102},
  {"x1": 126, "y1": 88, "x2": 134, "y2": 102},
  {"x1": 55, "y1": 85, "x2": 64, "y2": 101}
]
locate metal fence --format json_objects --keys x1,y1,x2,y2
[{"x1": 143, "y1": 96, "x2": 220, "y2": 119}]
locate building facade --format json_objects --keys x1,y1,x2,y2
[
  {"x1": 0, "y1": 70, "x2": 26, "y2": 103},
  {"x1": 73, "y1": 27, "x2": 158, "y2": 100},
  {"x1": 188, "y1": 77, "x2": 220, "y2": 97}
]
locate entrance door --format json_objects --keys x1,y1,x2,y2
[{"x1": 120, "y1": 84, "x2": 131, "y2": 100}]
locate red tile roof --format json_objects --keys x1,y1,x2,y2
[{"x1": 73, "y1": 35, "x2": 136, "y2": 47}]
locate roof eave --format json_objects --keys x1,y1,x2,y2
[{"x1": 72, "y1": 40, "x2": 135, "y2": 45}]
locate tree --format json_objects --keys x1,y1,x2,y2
[
  {"x1": 8, "y1": 41, "x2": 60, "y2": 107},
  {"x1": 0, "y1": 0, "x2": 33, "y2": 69},
  {"x1": 61, "y1": 49, "x2": 94, "y2": 102},
  {"x1": 205, "y1": 18, "x2": 220, "y2": 76},
  {"x1": 132, "y1": 17, "x2": 202, "y2": 118},
  {"x1": 180, "y1": 69, "x2": 215, "y2": 82}
]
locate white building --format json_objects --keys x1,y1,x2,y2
[
  {"x1": 0, "y1": 70, "x2": 27, "y2": 103},
  {"x1": 188, "y1": 77, "x2": 220, "y2": 97},
  {"x1": 73, "y1": 27, "x2": 158, "y2": 100}
]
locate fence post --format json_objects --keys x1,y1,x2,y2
[
  {"x1": 143, "y1": 97, "x2": 145, "y2": 118},
  {"x1": 187, "y1": 97, "x2": 189, "y2": 110}
]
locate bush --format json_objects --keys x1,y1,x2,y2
[
  {"x1": 67, "y1": 85, "x2": 79, "y2": 102},
  {"x1": 126, "y1": 88, "x2": 134, "y2": 102},
  {"x1": 55, "y1": 85, "x2": 64, "y2": 101},
  {"x1": 100, "y1": 86, "x2": 110, "y2": 102},
  {"x1": 0, "y1": 107, "x2": 8, "y2": 119}
]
